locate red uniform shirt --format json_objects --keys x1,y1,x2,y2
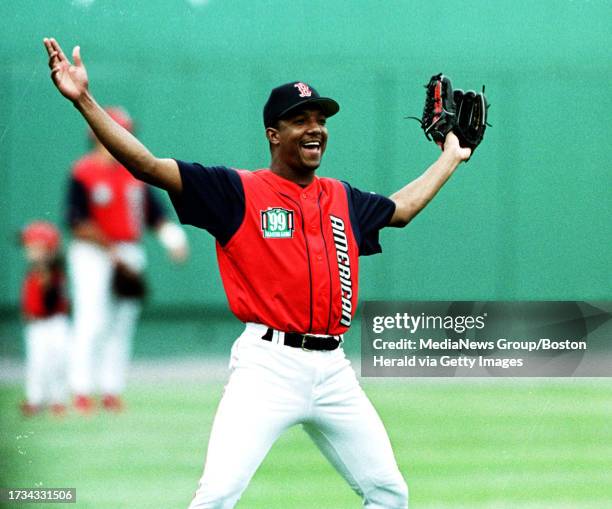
[
  {"x1": 22, "y1": 265, "x2": 69, "y2": 320},
  {"x1": 67, "y1": 154, "x2": 165, "y2": 242},
  {"x1": 171, "y1": 162, "x2": 395, "y2": 335}
]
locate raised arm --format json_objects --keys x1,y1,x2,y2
[
  {"x1": 388, "y1": 132, "x2": 472, "y2": 227},
  {"x1": 43, "y1": 38, "x2": 181, "y2": 194}
]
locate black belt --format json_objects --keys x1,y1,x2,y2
[{"x1": 261, "y1": 328, "x2": 341, "y2": 351}]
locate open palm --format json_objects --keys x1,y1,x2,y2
[{"x1": 43, "y1": 38, "x2": 88, "y2": 102}]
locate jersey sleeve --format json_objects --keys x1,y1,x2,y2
[
  {"x1": 66, "y1": 176, "x2": 90, "y2": 227},
  {"x1": 144, "y1": 186, "x2": 167, "y2": 228},
  {"x1": 169, "y1": 161, "x2": 245, "y2": 246},
  {"x1": 342, "y1": 182, "x2": 396, "y2": 256}
]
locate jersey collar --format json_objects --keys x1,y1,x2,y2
[{"x1": 256, "y1": 169, "x2": 322, "y2": 198}]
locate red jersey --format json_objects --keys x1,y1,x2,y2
[
  {"x1": 171, "y1": 163, "x2": 395, "y2": 335},
  {"x1": 67, "y1": 154, "x2": 165, "y2": 242},
  {"x1": 22, "y1": 265, "x2": 69, "y2": 320}
]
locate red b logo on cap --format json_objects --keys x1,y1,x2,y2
[{"x1": 294, "y1": 82, "x2": 312, "y2": 98}]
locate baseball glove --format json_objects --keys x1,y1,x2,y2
[
  {"x1": 453, "y1": 87, "x2": 488, "y2": 152},
  {"x1": 411, "y1": 74, "x2": 489, "y2": 154},
  {"x1": 412, "y1": 73, "x2": 456, "y2": 147},
  {"x1": 112, "y1": 262, "x2": 147, "y2": 299}
]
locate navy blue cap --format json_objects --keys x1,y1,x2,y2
[{"x1": 263, "y1": 82, "x2": 340, "y2": 128}]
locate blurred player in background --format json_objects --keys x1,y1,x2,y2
[
  {"x1": 66, "y1": 106, "x2": 189, "y2": 414},
  {"x1": 20, "y1": 221, "x2": 70, "y2": 417}
]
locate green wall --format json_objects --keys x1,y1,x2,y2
[{"x1": 1, "y1": 1, "x2": 610, "y2": 354}]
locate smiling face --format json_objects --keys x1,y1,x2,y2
[{"x1": 266, "y1": 107, "x2": 328, "y2": 182}]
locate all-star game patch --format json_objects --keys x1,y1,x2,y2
[{"x1": 261, "y1": 207, "x2": 295, "y2": 238}]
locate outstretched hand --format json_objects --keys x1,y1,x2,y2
[
  {"x1": 43, "y1": 38, "x2": 88, "y2": 102},
  {"x1": 443, "y1": 131, "x2": 472, "y2": 162}
]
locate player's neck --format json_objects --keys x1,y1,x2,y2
[
  {"x1": 92, "y1": 145, "x2": 117, "y2": 164},
  {"x1": 269, "y1": 161, "x2": 315, "y2": 187}
]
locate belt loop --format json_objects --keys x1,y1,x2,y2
[{"x1": 301, "y1": 336, "x2": 312, "y2": 351}]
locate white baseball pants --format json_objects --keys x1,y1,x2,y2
[
  {"x1": 188, "y1": 323, "x2": 408, "y2": 509},
  {"x1": 24, "y1": 315, "x2": 69, "y2": 406},
  {"x1": 68, "y1": 240, "x2": 143, "y2": 396}
]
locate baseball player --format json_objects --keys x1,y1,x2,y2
[
  {"x1": 66, "y1": 105, "x2": 189, "y2": 414},
  {"x1": 20, "y1": 221, "x2": 70, "y2": 417},
  {"x1": 44, "y1": 38, "x2": 472, "y2": 507}
]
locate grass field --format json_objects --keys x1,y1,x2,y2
[{"x1": 1, "y1": 374, "x2": 611, "y2": 509}]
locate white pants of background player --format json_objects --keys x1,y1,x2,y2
[
  {"x1": 189, "y1": 323, "x2": 408, "y2": 509},
  {"x1": 24, "y1": 314, "x2": 69, "y2": 406},
  {"x1": 68, "y1": 240, "x2": 145, "y2": 396}
]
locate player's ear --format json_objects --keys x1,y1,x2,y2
[{"x1": 266, "y1": 127, "x2": 280, "y2": 146}]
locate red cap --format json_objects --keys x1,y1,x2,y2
[{"x1": 22, "y1": 221, "x2": 61, "y2": 252}]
